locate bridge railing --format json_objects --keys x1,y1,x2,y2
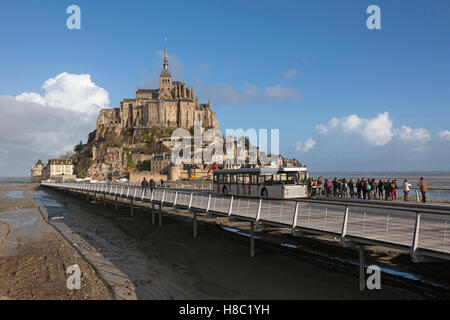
[{"x1": 42, "y1": 182, "x2": 450, "y2": 261}]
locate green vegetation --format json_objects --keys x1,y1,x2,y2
[
  {"x1": 74, "y1": 141, "x2": 85, "y2": 152},
  {"x1": 104, "y1": 131, "x2": 124, "y2": 147},
  {"x1": 137, "y1": 160, "x2": 151, "y2": 171},
  {"x1": 125, "y1": 153, "x2": 135, "y2": 172},
  {"x1": 77, "y1": 157, "x2": 93, "y2": 178}
]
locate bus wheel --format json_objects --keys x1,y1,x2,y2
[
  {"x1": 261, "y1": 188, "x2": 268, "y2": 197},
  {"x1": 223, "y1": 186, "x2": 228, "y2": 194}
]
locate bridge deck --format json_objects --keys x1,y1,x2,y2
[{"x1": 41, "y1": 182, "x2": 450, "y2": 262}]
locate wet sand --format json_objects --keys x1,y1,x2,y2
[
  {"x1": 0, "y1": 184, "x2": 111, "y2": 299},
  {"x1": 0, "y1": 183, "x2": 434, "y2": 299}
]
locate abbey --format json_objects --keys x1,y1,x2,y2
[{"x1": 96, "y1": 41, "x2": 219, "y2": 130}]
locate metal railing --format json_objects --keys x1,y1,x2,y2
[{"x1": 41, "y1": 182, "x2": 450, "y2": 262}]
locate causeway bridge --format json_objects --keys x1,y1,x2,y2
[{"x1": 41, "y1": 182, "x2": 450, "y2": 291}]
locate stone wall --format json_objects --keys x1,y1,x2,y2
[
  {"x1": 129, "y1": 172, "x2": 168, "y2": 184},
  {"x1": 131, "y1": 154, "x2": 154, "y2": 164}
]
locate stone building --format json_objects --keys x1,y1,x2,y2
[
  {"x1": 41, "y1": 158, "x2": 75, "y2": 181},
  {"x1": 96, "y1": 41, "x2": 219, "y2": 132},
  {"x1": 30, "y1": 158, "x2": 75, "y2": 182},
  {"x1": 30, "y1": 160, "x2": 44, "y2": 183}
]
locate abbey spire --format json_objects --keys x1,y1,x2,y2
[
  {"x1": 159, "y1": 38, "x2": 172, "y2": 92},
  {"x1": 160, "y1": 38, "x2": 171, "y2": 78}
]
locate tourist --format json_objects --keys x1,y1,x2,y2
[
  {"x1": 325, "y1": 179, "x2": 332, "y2": 197},
  {"x1": 332, "y1": 178, "x2": 338, "y2": 197},
  {"x1": 311, "y1": 180, "x2": 318, "y2": 197},
  {"x1": 361, "y1": 179, "x2": 367, "y2": 199},
  {"x1": 418, "y1": 177, "x2": 428, "y2": 203},
  {"x1": 384, "y1": 180, "x2": 391, "y2": 200},
  {"x1": 402, "y1": 179, "x2": 412, "y2": 201},
  {"x1": 378, "y1": 180, "x2": 384, "y2": 200},
  {"x1": 149, "y1": 179, "x2": 156, "y2": 192},
  {"x1": 348, "y1": 179, "x2": 354, "y2": 198},
  {"x1": 343, "y1": 179, "x2": 348, "y2": 198},
  {"x1": 317, "y1": 178, "x2": 324, "y2": 196},
  {"x1": 370, "y1": 179, "x2": 377, "y2": 200},
  {"x1": 356, "y1": 179, "x2": 361, "y2": 198},
  {"x1": 141, "y1": 177, "x2": 149, "y2": 195},
  {"x1": 391, "y1": 180, "x2": 398, "y2": 201},
  {"x1": 365, "y1": 179, "x2": 372, "y2": 199}
]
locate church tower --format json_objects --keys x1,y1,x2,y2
[{"x1": 159, "y1": 38, "x2": 173, "y2": 97}]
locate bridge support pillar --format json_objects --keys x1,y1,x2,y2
[
  {"x1": 159, "y1": 204, "x2": 162, "y2": 226},
  {"x1": 358, "y1": 245, "x2": 366, "y2": 291},
  {"x1": 104, "y1": 192, "x2": 106, "y2": 206},
  {"x1": 193, "y1": 211, "x2": 197, "y2": 238},
  {"x1": 130, "y1": 199, "x2": 134, "y2": 217},
  {"x1": 151, "y1": 203, "x2": 155, "y2": 225},
  {"x1": 250, "y1": 221, "x2": 255, "y2": 258},
  {"x1": 115, "y1": 195, "x2": 118, "y2": 211}
]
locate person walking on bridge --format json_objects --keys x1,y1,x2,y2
[
  {"x1": 378, "y1": 180, "x2": 384, "y2": 200},
  {"x1": 149, "y1": 179, "x2": 156, "y2": 192},
  {"x1": 391, "y1": 180, "x2": 398, "y2": 201},
  {"x1": 141, "y1": 177, "x2": 149, "y2": 196},
  {"x1": 402, "y1": 179, "x2": 412, "y2": 202},
  {"x1": 418, "y1": 177, "x2": 428, "y2": 203}
]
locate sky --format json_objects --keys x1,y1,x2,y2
[{"x1": 0, "y1": 0, "x2": 450, "y2": 176}]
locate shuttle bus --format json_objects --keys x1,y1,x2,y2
[{"x1": 213, "y1": 167, "x2": 309, "y2": 199}]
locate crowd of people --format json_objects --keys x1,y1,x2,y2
[{"x1": 307, "y1": 177, "x2": 429, "y2": 203}]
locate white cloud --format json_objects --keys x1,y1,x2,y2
[
  {"x1": 282, "y1": 69, "x2": 299, "y2": 80},
  {"x1": 438, "y1": 130, "x2": 450, "y2": 141},
  {"x1": 0, "y1": 73, "x2": 109, "y2": 176},
  {"x1": 395, "y1": 125, "x2": 431, "y2": 144},
  {"x1": 315, "y1": 112, "x2": 393, "y2": 146},
  {"x1": 294, "y1": 139, "x2": 316, "y2": 153},
  {"x1": 264, "y1": 85, "x2": 301, "y2": 100},
  {"x1": 196, "y1": 82, "x2": 301, "y2": 106},
  {"x1": 16, "y1": 72, "x2": 109, "y2": 114}
]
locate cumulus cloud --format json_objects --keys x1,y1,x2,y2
[
  {"x1": 438, "y1": 130, "x2": 450, "y2": 141},
  {"x1": 315, "y1": 112, "x2": 393, "y2": 146},
  {"x1": 196, "y1": 82, "x2": 301, "y2": 106},
  {"x1": 282, "y1": 69, "x2": 299, "y2": 80},
  {"x1": 395, "y1": 125, "x2": 431, "y2": 144},
  {"x1": 16, "y1": 72, "x2": 109, "y2": 114},
  {"x1": 0, "y1": 73, "x2": 109, "y2": 176},
  {"x1": 294, "y1": 139, "x2": 316, "y2": 153}
]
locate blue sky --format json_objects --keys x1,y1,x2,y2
[{"x1": 1, "y1": 0, "x2": 450, "y2": 175}]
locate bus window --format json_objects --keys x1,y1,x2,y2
[
  {"x1": 250, "y1": 174, "x2": 258, "y2": 185},
  {"x1": 287, "y1": 172, "x2": 296, "y2": 184},
  {"x1": 264, "y1": 174, "x2": 274, "y2": 186}
]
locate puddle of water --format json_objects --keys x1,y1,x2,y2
[
  {"x1": 30, "y1": 191, "x2": 65, "y2": 208},
  {"x1": 0, "y1": 209, "x2": 38, "y2": 228},
  {"x1": 281, "y1": 243, "x2": 299, "y2": 249},
  {"x1": 221, "y1": 226, "x2": 261, "y2": 239},
  {"x1": 1, "y1": 190, "x2": 25, "y2": 200}
]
